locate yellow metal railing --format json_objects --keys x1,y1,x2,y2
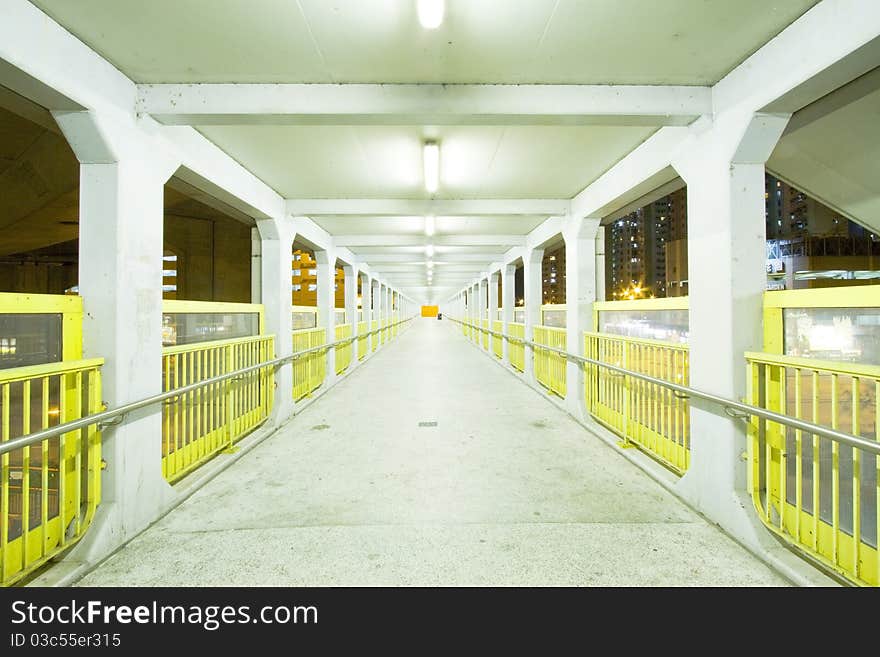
[
  {"x1": 383, "y1": 318, "x2": 391, "y2": 343},
  {"x1": 584, "y1": 332, "x2": 690, "y2": 474},
  {"x1": 481, "y1": 319, "x2": 489, "y2": 350},
  {"x1": 335, "y1": 324, "x2": 353, "y2": 374},
  {"x1": 1, "y1": 359, "x2": 103, "y2": 586},
  {"x1": 371, "y1": 320, "x2": 379, "y2": 351},
  {"x1": 462, "y1": 320, "x2": 469, "y2": 337},
  {"x1": 357, "y1": 321, "x2": 368, "y2": 361},
  {"x1": 508, "y1": 323, "x2": 525, "y2": 372},
  {"x1": 162, "y1": 335, "x2": 275, "y2": 483},
  {"x1": 534, "y1": 326, "x2": 567, "y2": 397},
  {"x1": 746, "y1": 352, "x2": 879, "y2": 587},
  {"x1": 292, "y1": 328, "x2": 326, "y2": 401},
  {"x1": 392, "y1": 315, "x2": 399, "y2": 338},
  {"x1": 492, "y1": 321, "x2": 503, "y2": 358}
]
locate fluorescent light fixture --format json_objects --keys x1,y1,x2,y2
[
  {"x1": 423, "y1": 141, "x2": 439, "y2": 194},
  {"x1": 424, "y1": 215, "x2": 435, "y2": 237},
  {"x1": 417, "y1": 0, "x2": 444, "y2": 29},
  {"x1": 425, "y1": 244, "x2": 434, "y2": 257}
]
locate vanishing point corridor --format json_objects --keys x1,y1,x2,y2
[{"x1": 78, "y1": 320, "x2": 785, "y2": 587}]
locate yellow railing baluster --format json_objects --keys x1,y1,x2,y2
[
  {"x1": 1, "y1": 383, "x2": 8, "y2": 584},
  {"x1": 831, "y1": 373, "x2": 840, "y2": 567},
  {"x1": 852, "y1": 376, "x2": 860, "y2": 581},
  {"x1": 21, "y1": 380, "x2": 31, "y2": 573},
  {"x1": 40, "y1": 377, "x2": 49, "y2": 562},
  {"x1": 794, "y1": 368, "x2": 803, "y2": 543}
]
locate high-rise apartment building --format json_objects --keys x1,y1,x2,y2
[
  {"x1": 605, "y1": 187, "x2": 687, "y2": 299},
  {"x1": 541, "y1": 245, "x2": 566, "y2": 304}
]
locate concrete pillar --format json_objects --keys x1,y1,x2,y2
[
  {"x1": 473, "y1": 283, "x2": 479, "y2": 327},
  {"x1": 501, "y1": 264, "x2": 515, "y2": 365},
  {"x1": 54, "y1": 110, "x2": 178, "y2": 560},
  {"x1": 361, "y1": 272, "x2": 373, "y2": 353},
  {"x1": 344, "y1": 263, "x2": 359, "y2": 365},
  {"x1": 315, "y1": 249, "x2": 336, "y2": 384},
  {"x1": 250, "y1": 227, "x2": 262, "y2": 304},
  {"x1": 256, "y1": 217, "x2": 295, "y2": 424},
  {"x1": 595, "y1": 225, "x2": 606, "y2": 303},
  {"x1": 523, "y1": 247, "x2": 544, "y2": 384},
  {"x1": 478, "y1": 277, "x2": 488, "y2": 350},
  {"x1": 672, "y1": 111, "x2": 790, "y2": 548},
  {"x1": 373, "y1": 280, "x2": 383, "y2": 347},
  {"x1": 488, "y1": 271, "x2": 499, "y2": 351},
  {"x1": 563, "y1": 217, "x2": 601, "y2": 420}
]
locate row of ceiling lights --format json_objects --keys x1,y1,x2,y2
[{"x1": 418, "y1": 1, "x2": 443, "y2": 290}]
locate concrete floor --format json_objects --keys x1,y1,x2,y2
[{"x1": 78, "y1": 318, "x2": 788, "y2": 586}]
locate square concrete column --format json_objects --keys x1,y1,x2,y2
[
  {"x1": 250, "y1": 227, "x2": 262, "y2": 304},
  {"x1": 55, "y1": 110, "x2": 178, "y2": 561},
  {"x1": 478, "y1": 277, "x2": 489, "y2": 350},
  {"x1": 361, "y1": 272, "x2": 373, "y2": 352},
  {"x1": 501, "y1": 264, "x2": 515, "y2": 365},
  {"x1": 672, "y1": 112, "x2": 789, "y2": 548},
  {"x1": 255, "y1": 217, "x2": 295, "y2": 425},
  {"x1": 563, "y1": 217, "x2": 601, "y2": 420},
  {"x1": 488, "y1": 271, "x2": 499, "y2": 351},
  {"x1": 523, "y1": 247, "x2": 544, "y2": 384},
  {"x1": 344, "y1": 264, "x2": 359, "y2": 366},
  {"x1": 472, "y1": 283, "x2": 479, "y2": 329},
  {"x1": 315, "y1": 248, "x2": 337, "y2": 384},
  {"x1": 595, "y1": 226, "x2": 606, "y2": 303},
  {"x1": 373, "y1": 280, "x2": 383, "y2": 346}
]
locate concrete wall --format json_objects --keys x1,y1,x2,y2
[
  {"x1": 164, "y1": 212, "x2": 251, "y2": 302},
  {"x1": 0, "y1": 260, "x2": 76, "y2": 293}
]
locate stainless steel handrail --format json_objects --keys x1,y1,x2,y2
[
  {"x1": 0, "y1": 316, "x2": 415, "y2": 457},
  {"x1": 450, "y1": 317, "x2": 880, "y2": 456}
]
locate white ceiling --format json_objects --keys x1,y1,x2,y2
[
  {"x1": 26, "y1": 0, "x2": 823, "y2": 302},
  {"x1": 31, "y1": 0, "x2": 818, "y2": 84},
  {"x1": 312, "y1": 215, "x2": 547, "y2": 235},
  {"x1": 198, "y1": 124, "x2": 657, "y2": 199}
]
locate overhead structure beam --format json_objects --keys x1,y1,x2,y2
[
  {"x1": 334, "y1": 235, "x2": 525, "y2": 247},
  {"x1": 289, "y1": 199, "x2": 569, "y2": 216},
  {"x1": 138, "y1": 84, "x2": 711, "y2": 127},
  {"x1": 355, "y1": 253, "x2": 505, "y2": 263}
]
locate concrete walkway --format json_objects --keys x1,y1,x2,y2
[{"x1": 78, "y1": 318, "x2": 787, "y2": 586}]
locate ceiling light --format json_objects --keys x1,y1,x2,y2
[
  {"x1": 425, "y1": 244, "x2": 434, "y2": 258},
  {"x1": 424, "y1": 215, "x2": 435, "y2": 237},
  {"x1": 427, "y1": 261, "x2": 434, "y2": 269},
  {"x1": 417, "y1": 0, "x2": 444, "y2": 29},
  {"x1": 423, "y1": 141, "x2": 439, "y2": 194}
]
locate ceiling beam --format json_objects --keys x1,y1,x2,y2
[
  {"x1": 138, "y1": 84, "x2": 711, "y2": 127},
  {"x1": 334, "y1": 234, "x2": 525, "y2": 247},
  {"x1": 356, "y1": 253, "x2": 504, "y2": 263},
  {"x1": 289, "y1": 199, "x2": 569, "y2": 216}
]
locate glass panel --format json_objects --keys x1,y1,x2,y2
[
  {"x1": 513, "y1": 309, "x2": 525, "y2": 324},
  {"x1": 335, "y1": 310, "x2": 346, "y2": 325},
  {"x1": 598, "y1": 309, "x2": 689, "y2": 343},
  {"x1": 162, "y1": 312, "x2": 259, "y2": 346},
  {"x1": 542, "y1": 309, "x2": 566, "y2": 328},
  {"x1": 783, "y1": 307, "x2": 880, "y2": 364},
  {"x1": 0, "y1": 314, "x2": 63, "y2": 369},
  {"x1": 291, "y1": 310, "x2": 317, "y2": 330}
]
